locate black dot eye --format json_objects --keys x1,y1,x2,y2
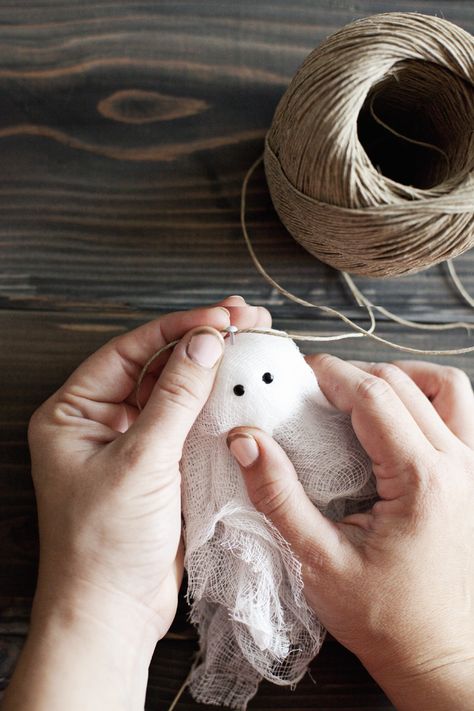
[
  {"x1": 233, "y1": 384, "x2": 245, "y2": 396},
  {"x1": 262, "y1": 372, "x2": 274, "y2": 384}
]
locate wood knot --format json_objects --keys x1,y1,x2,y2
[{"x1": 98, "y1": 89, "x2": 208, "y2": 124}]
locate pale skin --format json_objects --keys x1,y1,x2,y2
[{"x1": 2, "y1": 295, "x2": 473, "y2": 711}]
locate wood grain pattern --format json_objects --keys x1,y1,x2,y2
[{"x1": 0, "y1": 1, "x2": 473, "y2": 709}]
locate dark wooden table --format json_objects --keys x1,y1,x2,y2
[{"x1": 0, "y1": 1, "x2": 473, "y2": 709}]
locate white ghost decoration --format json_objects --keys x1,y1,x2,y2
[{"x1": 180, "y1": 331, "x2": 375, "y2": 709}]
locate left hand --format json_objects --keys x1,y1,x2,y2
[{"x1": 28, "y1": 295, "x2": 271, "y2": 643}]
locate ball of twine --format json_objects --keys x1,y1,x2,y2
[{"x1": 264, "y1": 12, "x2": 474, "y2": 278}]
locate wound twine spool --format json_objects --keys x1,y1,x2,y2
[
  {"x1": 237, "y1": 11, "x2": 474, "y2": 357},
  {"x1": 264, "y1": 12, "x2": 474, "y2": 278}
]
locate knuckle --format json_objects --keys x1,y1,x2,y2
[
  {"x1": 317, "y1": 353, "x2": 338, "y2": 370},
  {"x1": 406, "y1": 453, "x2": 443, "y2": 501},
  {"x1": 356, "y1": 375, "x2": 392, "y2": 402},
  {"x1": 404, "y1": 456, "x2": 428, "y2": 487},
  {"x1": 301, "y1": 532, "x2": 348, "y2": 583},
  {"x1": 441, "y1": 366, "x2": 471, "y2": 391},
  {"x1": 302, "y1": 550, "x2": 329, "y2": 581},
  {"x1": 370, "y1": 362, "x2": 406, "y2": 384},
  {"x1": 159, "y1": 366, "x2": 206, "y2": 413},
  {"x1": 307, "y1": 352, "x2": 336, "y2": 371},
  {"x1": 411, "y1": 473, "x2": 442, "y2": 524},
  {"x1": 113, "y1": 433, "x2": 177, "y2": 484},
  {"x1": 27, "y1": 405, "x2": 47, "y2": 441},
  {"x1": 303, "y1": 541, "x2": 331, "y2": 573},
  {"x1": 252, "y1": 473, "x2": 299, "y2": 519}
]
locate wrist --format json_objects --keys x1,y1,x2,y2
[
  {"x1": 2, "y1": 596, "x2": 154, "y2": 711},
  {"x1": 31, "y1": 574, "x2": 161, "y2": 663},
  {"x1": 3, "y1": 579, "x2": 161, "y2": 711},
  {"x1": 16, "y1": 579, "x2": 159, "y2": 711},
  {"x1": 33, "y1": 554, "x2": 177, "y2": 642},
  {"x1": 360, "y1": 643, "x2": 474, "y2": 711}
]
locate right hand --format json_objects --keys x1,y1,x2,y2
[{"x1": 227, "y1": 356, "x2": 474, "y2": 710}]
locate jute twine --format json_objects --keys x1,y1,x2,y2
[{"x1": 264, "y1": 12, "x2": 474, "y2": 277}]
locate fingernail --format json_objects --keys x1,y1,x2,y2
[
  {"x1": 186, "y1": 331, "x2": 223, "y2": 368},
  {"x1": 227, "y1": 295, "x2": 246, "y2": 303},
  {"x1": 227, "y1": 433, "x2": 259, "y2": 468},
  {"x1": 228, "y1": 304, "x2": 258, "y2": 314}
]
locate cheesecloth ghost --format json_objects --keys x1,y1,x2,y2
[{"x1": 180, "y1": 331, "x2": 375, "y2": 709}]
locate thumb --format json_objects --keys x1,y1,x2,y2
[
  {"x1": 123, "y1": 326, "x2": 225, "y2": 461},
  {"x1": 227, "y1": 427, "x2": 343, "y2": 571}
]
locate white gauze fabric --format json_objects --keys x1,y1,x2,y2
[{"x1": 180, "y1": 331, "x2": 375, "y2": 709}]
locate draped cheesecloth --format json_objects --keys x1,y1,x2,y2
[{"x1": 180, "y1": 332, "x2": 375, "y2": 709}]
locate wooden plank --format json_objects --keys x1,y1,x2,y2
[
  {"x1": 0, "y1": 1, "x2": 472, "y2": 322},
  {"x1": 0, "y1": 1, "x2": 473, "y2": 707}
]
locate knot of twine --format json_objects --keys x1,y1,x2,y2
[{"x1": 264, "y1": 12, "x2": 474, "y2": 278}]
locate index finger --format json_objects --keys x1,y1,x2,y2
[
  {"x1": 305, "y1": 354, "x2": 435, "y2": 500},
  {"x1": 392, "y1": 360, "x2": 474, "y2": 448}
]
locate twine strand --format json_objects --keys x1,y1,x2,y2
[
  {"x1": 447, "y1": 259, "x2": 474, "y2": 308},
  {"x1": 166, "y1": 651, "x2": 202, "y2": 711},
  {"x1": 368, "y1": 90, "x2": 451, "y2": 180},
  {"x1": 241, "y1": 154, "x2": 378, "y2": 339},
  {"x1": 342, "y1": 271, "x2": 472, "y2": 334}
]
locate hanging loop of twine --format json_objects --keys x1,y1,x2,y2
[
  {"x1": 136, "y1": 312, "x2": 474, "y2": 411},
  {"x1": 135, "y1": 324, "x2": 372, "y2": 411},
  {"x1": 264, "y1": 12, "x2": 474, "y2": 278}
]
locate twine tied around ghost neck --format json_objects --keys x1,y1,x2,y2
[
  {"x1": 135, "y1": 326, "x2": 293, "y2": 411},
  {"x1": 135, "y1": 319, "x2": 473, "y2": 412}
]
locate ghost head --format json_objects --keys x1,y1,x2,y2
[
  {"x1": 180, "y1": 332, "x2": 374, "y2": 710},
  {"x1": 198, "y1": 329, "x2": 332, "y2": 435}
]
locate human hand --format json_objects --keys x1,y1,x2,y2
[
  {"x1": 29, "y1": 295, "x2": 270, "y2": 637},
  {"x1": 4, "y1": 296, "x2": 271, "y2": 711},
  {"x1": 227, "y1": 356, "x2": 474, "y2": 711}
]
